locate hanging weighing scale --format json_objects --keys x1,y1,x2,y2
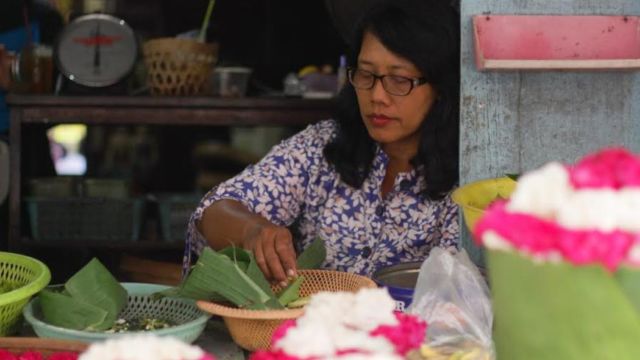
[{"x1": 54, "y1": 13, "x2": 138, "y2": 94}]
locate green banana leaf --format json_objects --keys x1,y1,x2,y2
[
  {"x1": 169, "y1": 239, "x2": 326, "y2": 310},
  {"x1": 616, "y1": 267, "x2": 640, "y2": 313},
  {"x1": 39, "y1": 289, "x2": 109, "y2": 331},
  {"x1": 489, "y1": 250, "x2": 640, "y2": 360},
  {"x1": 245, "y1": 251, "x2": 284, "y2": 309},
  {"x1": 277, "y1": 275, "x2": 305, "y2": 307},
  {"x1": 297, "y1": 237, "x2": 326, "y2": 270},
  {"x1": 64, "y1": 258, "x2": 128, "y2": 330},
  {"x1": 176, "y1": 247, "x2": 276, "y2": 309},
  {"x1": 219, "y1": 246, "x2": 251, "y2": 272}
]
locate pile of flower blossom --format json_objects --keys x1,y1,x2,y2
[
  {"x1": 250, "y1": 288, "x2": 427, "y2": 360},
  {"x1": 78, "y1": 335, "x2": 215, "y2": 360},
  {"x1": 475, "y1": 147, "x2": 640, "y2": 271},
  {"x1": 0, "y1": 350, "x2": 77, "y2": 360}
]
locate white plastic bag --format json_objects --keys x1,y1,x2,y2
[{"x1": 408, "y1": 248, "x2": 494, "y2": 359}]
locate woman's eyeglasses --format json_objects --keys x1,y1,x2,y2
[{"x1": 347, "y1": 68, "x2": 427, "y2": 96}]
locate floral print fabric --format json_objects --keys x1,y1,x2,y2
[{"x1": 184, "y1": 120, "x2": 459, "y2": 277}]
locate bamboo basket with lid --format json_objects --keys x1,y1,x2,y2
[
  {"x1": 143, "y1": 38, "x2": 218, "y2": 96},
  {"x1": 196, "y1": 269, "x2": 377, "y2": 351}
]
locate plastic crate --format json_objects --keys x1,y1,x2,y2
[
  {"x1": 25, "y1": 197, "x2": 144, "y2": 242},
  {"x1": 83, "y1": 178, "x2": 129, "y2": 198},
  {"x1": 157, "y1": 194, "x2": 202, "y2": 242},
  {"x1": 28, "y1": 177, "x2": 79, "y2": 198}
]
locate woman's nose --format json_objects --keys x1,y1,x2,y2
[{"x1": 370, "y1": 78, "x2": 391, "y2": 103}]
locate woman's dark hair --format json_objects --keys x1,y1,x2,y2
[{"x1": 323, "y1": 0, "x2": 460, "y2": 200}]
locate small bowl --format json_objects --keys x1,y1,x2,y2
[
  {"x1": 23, "y1": 282, "x2": 210, "y2": 343},
  {"x1": 452, "y1": 177, "x2": 517, "y2": 232},
  {"x1": 197, "y1": 269, "x2": 377, "y2": 351},
  {"x1": 372, "y1": 262, "x2": 422, "y2": 312}
]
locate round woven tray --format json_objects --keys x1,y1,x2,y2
[{"x1": 197, "y1": 269, "x2": 377, "y2": 351}]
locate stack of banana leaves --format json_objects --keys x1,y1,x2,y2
[
  {"x1": 39, "y1": 258, "x2": 128, "y2": 331},
  {"x1": 165, "y1": 237, "x2": 326, "y2": 310}
]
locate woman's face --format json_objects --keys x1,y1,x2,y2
[{"x1": 355, "y1": 31, "x2": 437, "y2": 150}]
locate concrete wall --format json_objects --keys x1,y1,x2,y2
[{"x1": 460, "y1": 0, "x2": 640, "y2": 264}]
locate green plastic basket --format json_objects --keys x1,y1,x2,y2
[
  {"x1": 0, "y1": 252, "x2": 51, "y2": 336},
  {"x1": 23, "y1": 282, "x2": 210, "y2": 343}
]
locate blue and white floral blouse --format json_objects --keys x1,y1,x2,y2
[{"x1": 184, "y1": 120, "x2": 459, "y2": 277}]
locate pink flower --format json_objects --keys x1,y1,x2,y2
[
  {"x1": 475, "y1": 202, "x2": 639, "y2": 271},
  {"x1": 0, "y1": 349, "x2": 17, "y2": 360},
  {"x1": 369, "y1": 312, "x2": 427, "y2": 355},
  {"x1": 17, "y1": 352, "x2": 42, "y2": 360},
  {"x1": 199, "y1": 355, "x2": 217, "y2": 360},
  {"x1": 271, "y1": 319, "x2": 297, "y2": 345},
  {"x1": 569, "y1": 147, "x2": 640, "y2": 189},
  {"x1": 47, "y1": 353, "x2": 78, "y2": 360},
  {"x1": 249, "y1": 349, "x2": 304, "y2": 360}
]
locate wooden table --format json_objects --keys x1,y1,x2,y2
[{"x1": 16, "y1": 317, "x2": 246, "y2": 359}]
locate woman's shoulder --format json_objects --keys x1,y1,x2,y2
[
  {"x1": 264, "y1": 119, "x2": 337, "y2": 167},
  {"x1": 288, "y1": 119, "x2": 338, "y2": 147}
]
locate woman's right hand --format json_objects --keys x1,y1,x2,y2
[{"x1": 242, "y1": 220, "x2": 298, "y2": 287}]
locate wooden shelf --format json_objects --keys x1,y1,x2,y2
[
  {"x1": 6, "y1": 95, "x2": 333, "y2": 126},
  {"x1": 20, "y1": 238, "x2": 185, "y2": 250},
  {"x1": 473, "y1": 15, "x2": 640, "y2": 71},
  {"x1": 7, "y1": 95, "x2": 332, "y2": 252}
]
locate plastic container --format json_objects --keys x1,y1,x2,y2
[
  {"x1": 451, "y1": 177, "x2": 517, "y2": 232},
  {"x1": 372, "y1": 262, "x2": 422, "y2": 312},
  {"x1": 0, "y1": 252, "x2": 51, "y2": 336},
  {"x1": 23, "y1": 282, "x2": 210, "y2": 343},
  {"x1": 25, "y1": 197, "x2": 144, "y2": 242},
  {"x1": 211, "y1": 67, "x2": 252, "y2": 97},
  {"x1": 157, "y1": 193, "x2": 202, "y2": 242}
]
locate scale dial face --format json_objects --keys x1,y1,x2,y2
[{"x1": 55, "y1": 14, "x2": 138, "y2": 87}]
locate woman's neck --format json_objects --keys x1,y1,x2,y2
[
  {"x1": 382, "y1": 140, "x2": 418, "y2": 172},
  {"x1": 380, "y1": 140, "x2": 418, "y2": 198}
]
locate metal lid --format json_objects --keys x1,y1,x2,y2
[{"x1": 372, "y1": 262, "x2": 422, "y2": 290}]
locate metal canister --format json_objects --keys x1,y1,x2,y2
[{"x1": 372, "y1": 261, "x2": 422, "y2": 312}]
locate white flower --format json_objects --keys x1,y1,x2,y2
[
  {"x1": 275, "y1": 288, "x2": 400, "y2": 358},
  {"x1": 507, "y1": 162, "x2": 571, "y2": 220},
  {"x1": 505, "y1": 162, "x2": 640, "y2": 232},
  {"x1": 78, "y1": 334, "x2": 205, "y2": 360}
]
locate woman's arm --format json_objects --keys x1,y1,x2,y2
[{"x1": 198, "y1": 199, "x2": 298, "y2": 286}]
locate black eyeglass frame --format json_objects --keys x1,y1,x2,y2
[{"x1": 347, "y1": 67, "x2": 428, "y2": 96}]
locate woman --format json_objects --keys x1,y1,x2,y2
[{"x1": 185, "y1": 0, "x2": 460, "y2": 286}]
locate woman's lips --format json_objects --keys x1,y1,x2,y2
[{"x1": 369, "y1": 114, "x2": 394, "y2": 127}]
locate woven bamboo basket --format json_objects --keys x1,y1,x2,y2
[
  {"x1": 143, "y1": 38, "x2": 218, "y2": 96},
  {"x1": 196, "y1": 269, "x2": 377, "y2": 351}
]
